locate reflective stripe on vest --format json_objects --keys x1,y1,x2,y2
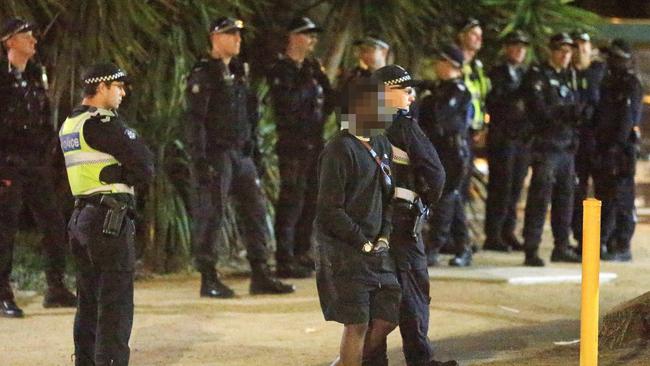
[{"x1": 59, "y1": 108, "x2": 134, "y2": 196}]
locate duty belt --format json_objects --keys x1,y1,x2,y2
[{"x1": 74, "y1": 193, "x2": 135, "y2": 211}]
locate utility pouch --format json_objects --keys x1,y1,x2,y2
[{"x1": 101, "y1": 195, "x2": 127, "y2": 237}]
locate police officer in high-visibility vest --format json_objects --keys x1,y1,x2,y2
[
  {"x1": 60, "y1": 63, "x2": 154, "y2": 366},
  {"x1": 457, "y1": 18, "x2": 490, "y2": 132},
  {"x1": 0, "y1": 17, "x2": 76, "y2": 318}
]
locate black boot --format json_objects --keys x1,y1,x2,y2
[
  {"x1": 200, "y1": 269, "x2": 235, "y2": 299},
  {"x1": 1, "y1": 299, "x2": 23, "y2": 318},
  {"x1": 250, "y1": 262, "x2": 295, "y2": 295},
  {"x1": 503, "y1": 233, "x2": 524, "y2": 251},
  {"x1": 449, "y1": 248, "x2": 472, "y2": 267},
  {"x1": 483, "y1": 238, "x2": 512, "y2": 252},
  {"x1": 610, "y1": 249, "x2": 632, "y2": 262},
  {"x1": 43, "y1": 273, "x2": 77, "y2": 308},
  {"x1": 550, "y1": 246, "x2": 581, "y2": 263},
  {"x1": 427, "y1": 250, "x2": 440, "y2": 267},
  {"x1": 427, "y1": 359, "x2": 459, "y2": 366},
  {"x1": 276, "y1": 260, "x2": 313, "y2": 279},
  {"x1": 524, "y1": 250, "x2": 545, "y2": 267}
]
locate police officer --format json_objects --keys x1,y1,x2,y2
[
  {"x1": 340, "y1": 35, "x2": 390, "y2": 87},
  {"x1": 267, "y1": 16, "x2": 335, "y2": 278},
  {"x1": 419, "y1": 45, "x2": 473, "y2": 267},
  {"x1": 450, "y1": 17, "x2": 491, "y2": 254},
  {"x1": 374, "y1": 65, "x2": 457, "y2": 366},
  {"x1": 570, "y1": 30, "x2": 607, "y2": 250},
  {"x1": 521, "y1": 33, "x2": 583, "y2": 266},
  {"x1": 0, "y1": 17, "x2": 76, "y2": 318},
  {"x1": 185, "y1": 17, "x2": 294, "y2": 297},
  {"x1": 315, "y1": 78, "x2": 400, "y2": 366},
  {"x1": 457, "y1": 17, "x2": 490, "y2": 132},
  {"x1": 593, "y1": 39, "x2": 643, "y2": 262},
  {"x1": 60, "y1": 63, "x2": 154, "y2": 366},
  {"x1": 483, "y1": 30, "x2": 531, "y2": 252}
]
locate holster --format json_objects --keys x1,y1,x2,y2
[
  {"x1": 411, "y1": 198, "x2": 429, "y2": 238},
  {"x1": 100, "y1": 195, "x2": 128, "y2": 237}
]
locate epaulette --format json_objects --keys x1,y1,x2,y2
[
  {"x1": 87, "y1": 107, "x2": 116, "y2": 123},
  {"x1": 452, "y1": 79, "x2": 467, "y2": 91},
  {"x1": 474, "y1": 59, "x2": 484, "y2": 68}
]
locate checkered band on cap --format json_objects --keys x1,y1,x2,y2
[
  {"x1": 384, "y1": 75, "x2": 411, "y2": 86},
  {"x1": 83, "y1": 71, "x2": 127, "y2": 84}
]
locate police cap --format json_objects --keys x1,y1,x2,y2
[
  {"x1": 606, "y1": 38, "x2": 632, "y2": 59},
  {"x1": 353, "y1": 35, "x2": 390, "y2": 50},
  {"x1": 82, "y1": 63, "x2": 128, "y2": 85},
  {"x1": 372, "y1": 65, "x2": 420, "y2": 88},
  {"x1": 210, "y1": 17, "x2": 244, "y2": 34},
  {"x1": 1, "y1": 17, "x2": 36, "y2": 42},
  {"x1": 571, "y1": 30, "x2": 591, "y2": 42},
  {"x1": 503, "y1": 30, "x2": 530, "y2": 45},
  {"x1": 458, "y1": 17, "x2": 481, "y2": 33},
  {"x1": 435, "y1": 44, "x2": 464, "y2": 68},
  {"x1": 549, "y1": 32, "x2": 574, "y2": 50},
  {"x1": 287, "y1": 16, "x2": 323, "y2": 34}
]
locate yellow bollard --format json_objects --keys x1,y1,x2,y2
[{"x1": 580, "y1": 198, "x2": 602, "y2": 366}]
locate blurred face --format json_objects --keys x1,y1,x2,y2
[
  {"x1": 98, "y1": 81, "x2": 126, "y2": 110},
  {"x1": 550, "y1": 45, "x2": 573, "y2": 69},
  {"x1": 5, "y1": 30, "x2": 37, "y2": 58},
  {"x1": 573, "y1": 39, "x2": 592, "y2": 64},
  {"x1": 211, "y1": 30, "x2": 242, "y2": 58},
  {"x1": 358, "y1": 45, "x2": 388, "y2": 71},
  {"x1": 504, "y1": 43, "x2": 527, "y2": 64},
  {"x1": 459, "y1": 26, "x2": 483, "y2": 52},
  {"x1": 289, "y1": 32, "x2": 318, "y2": 54},
  {"x1": 383, "y1": 85, "x2": 414, "y2": 110}
]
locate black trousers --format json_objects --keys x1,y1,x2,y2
[
  {"x1": 274, "y1": 147, "x2": 320, "y2": 263},
  {"x1": 429, "y1": 190, "x2": 469, "y2": 255},
  {"x1": 192, "y1": 149, "x2": 269, "y2": 271},
  {"x1": 594, "y1": 174, "x2": 636, "y2": 252},
  {"x1": 0, "y1": 165, "x2": 67, "y2": 299},
  {"x1": 69, "y1": 202, "x2": 135, "y2": 366},
  {"x1": 379, "y1": 208, "x2": 434, "y2": 366},
  {"x1": 572, "y1": 131, "x2": 596, "y2": 245},
  {"x1": 484, "y1": 140, "x2": 530, "y2": 243},
  {"x1": 523, "y1": 150, "x2": 575, "y2": 252}
]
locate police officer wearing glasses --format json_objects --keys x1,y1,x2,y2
[
  {"x1": 185, "y1": 17, "x2": 294, "y2": 298},
  {"x1": 0, "y1": 17, "x2": 76, "y2": 318},
  {"x1": 374, "y1": 65, "x2": 457, "y2": 366},
  {"x1": 483, "y1": 30, "x2": 531, "y2": 253},
  {"x1": 521, "y1": 33, "x2": 583, "y2": 266},
  {"x1": 593, "y1": 39, "x2": 643, "y2": 262},
  {"x1": 267, "y1": 16, "x2": 335, "y2": 278},
  {"x1": 419, "y1": 45, "x2": 473, "y2": 268},
  {"x1": 60, "y1": 63, "x2": 154, "y2": 366}
]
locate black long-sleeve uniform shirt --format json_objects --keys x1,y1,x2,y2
[
  {"x1": 386, "y1": 111, "x2": 445, "y2": 206},
  {"x1": 71, "y1": 105, "x2": 154, "y2": 188},
  {"x1": 267, "y1": 56, "x2": 335, "y2": 154},
  {"x1": 0, "y1": 59, "x2": 52, "y2": 160},
  {"x1": 315, "y1": 130, "x2": 395, "y2": 280},
  {"x1": 486, "y1": 62, "x2": 528, "y2": 142},
  {"x1": 386, "y1": 111, "x2": 445, "y2": 270},
  {"x1": 522, "y1": 63, "x2": 580, "y2": 152},
  {"x1": 185, "y1": 57, "x2": 259, "y2": 164},
  {"x1": 594, "y1": 67, "x2": 643, "y2": 147}
]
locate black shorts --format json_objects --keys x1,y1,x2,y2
[{"x1": 329, "y1": 277, "x2": 401, "y2": 325}]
